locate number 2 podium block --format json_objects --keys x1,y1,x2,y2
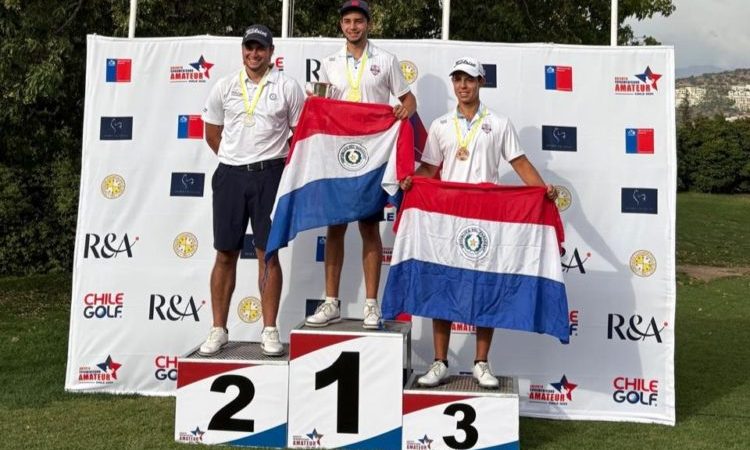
[
  {"x1": 175, "y1": 342, "x2": 289, "y2": 447},
  {"x1": 288, "y1": 319, "x2": 411, "y2": 450},
  {"x1": 403, "y1": 375, "x2": 520, "y2": 450}
]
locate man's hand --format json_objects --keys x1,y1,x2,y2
[
  {"x1": 393, "y1": 104, "x2": 409, "y2": 120},
  {"x1": 546, "y1": 184, "x2": 558, "y2": 201},
  {"x1": 399, "y1": 175, "x2": 413, "y2": 191}
]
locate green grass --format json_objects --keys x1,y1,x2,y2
[
  {"x1": 2, "y1": 193, "x2": 750, "y2": 449},
  {"x1": 677, "y1": 193, "x2": 750, "y2": 267}
]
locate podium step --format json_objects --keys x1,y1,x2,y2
[
  {"x1": 182, "y1": 341, "x2": 289, "y2": 363},
  {"x1": 405, "y1": 374, "x2": 518, "y2": 394}
]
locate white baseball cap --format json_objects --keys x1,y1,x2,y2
[{"x1": 449, "y1": 57, "x2": 485, "y2": 78}]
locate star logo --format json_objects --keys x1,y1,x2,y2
[
  {"x1": 418, "y1": 434, "x2": 434, "y2": 448},
  {"x1": 306, "y1": 428, "x2": 323, "y2": 445},
  {"x1": 634, "y1": 66, "x2": 662, "y2": 91},
  {"x1": 190, "y1": 427, "x2": 205, "y2": 439},
  {"x1": 190, "y1": 55, "x2": 214, "y2": 79},
  {"x1": 96, "y1": 355, "x2": 122, "y2": 380},
  {"x1": 550, "y1": 374, "x2": 577, "y2": 401}
]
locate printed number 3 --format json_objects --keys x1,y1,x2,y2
[{"x1": 443, "y1": 403, "x2": 479, "y2": 449}]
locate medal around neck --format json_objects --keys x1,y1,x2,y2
[
  {"x1": 456, "y1": 146, "x2": 470, "y2": 161},
  {"x1": 244, "y1": 114, "x2": 256, "y2": 127}
]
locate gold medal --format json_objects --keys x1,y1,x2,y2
[
  {"x1": 345, "y1": 45, "x2": 368, "y2": 103},
  {"x1": 346, "y1": 88, "x2": 362, "y2": 103},
  {"x1": 239, "y1": 68, "x2": 270, "y2": 128},
  {"x1": 456, "y1": 146, "x2": 470, "y2": 160},
  {"x1": 244, "y1": 114, "x2": 255, "y2": 127},
  {"x1": 453, "y1": 106, "x2": 488, "y2": 163}
]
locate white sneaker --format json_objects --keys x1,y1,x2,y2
[
  {"x1": 362, "y1": 302, "x2": 382, "y2": 329},
  {"x1": 473, "y1": 361, "x2": 500, "y2": 389},
  {"x1": 198, "y1": 327, "x2": 228, "y2": 356},
  {"x1": 417, "y1": 360, "x2": 449, "y2": 387},
  {"x1": 260, "y1": 327, "x2": 285, "y2": 356},
  {"x1": 305, "y1": 301, "x2": 341, "y2": 327}
]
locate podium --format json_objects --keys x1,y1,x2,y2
[
  {"x1": 403, "y1": 375, "x2": 520, "y2": 450},
  {"x1": 287, "y1": 319, "x2": 411, "y2": 450},
  {"x1": 175, "y1": 342, "x2": 289, "y2": 447}
]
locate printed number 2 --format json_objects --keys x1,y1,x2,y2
[
  {"x1": 208, "y1": 375, "x2": 255, "y2": 432},
  {"x1": 443, "y1": 403, "x2": 479, "y2": 449},
  {"x1": 315, "y1": 351, "x2": 360, "y2": 434}
]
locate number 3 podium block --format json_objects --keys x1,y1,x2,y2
[
  {"x1": 403, "y1": 375, "x2": 520, "y2": 450},
  {"x1": 288, "y1": 319, "x2": 411, "y2": 450},
  {"x1": 175, "y1": 342, "x2": 289, "y2": 447}
]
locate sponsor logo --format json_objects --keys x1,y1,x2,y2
[
  {"x1": 545, "y1": 65, "x2": 572, "y2": 91},
  {"x1": 382, "y1": 247, "x2": 393, "y2": 265},
  {"x1": 621, "y1": 188, "x2": 658, "y2": 214},
  {"x1": 481, "y1": 122, "x2": 492, "y2": 133},
  {"x1": 561, "y1": 247, "x2": 589, "y2": 273},
  {"x1": 178, "y1": 427, "x2": 205, "y2": 443},
  {"x1": 241, "y1": 234, "x2": 257, "y2": 259},
  {"x1": 400, "y1": 60, "x2": 418, "y2": 84},
  {"x1": 451, "y1": 322, "x2": 476, "y2": 334},
  {"x1": 170, "y1": 172, "x2": 205, "y2": 197},
  {"x1": 614, "y1": 66, "x2": 662, "y2": 95},
  {"x1": 83, "y1": 292, "x2": 124, "y2": 319},
  {"x1": 529, "y1": 374, "x2": 577, "y2": 405},
  {"x1": 106, "y1": 58, "x2": 131, "y2": 82},
  {"x1": 406, "y1": 435, "x2": 434, "y2": 450},
  {"x1": 554, "y1": 185, "x2": 572, "y2": 211},
  {"x1": 173, "y1": 232, "x2": 198, "y2": 258},
  {"x1": 177, "y1": 115, "x2": 204, "y2": 139},
  {"x1": 100, "y1": 116, "x2": 133, "y2": 140},
  {"x1": 456, "y1": 225, "x2": 490, "y2": 261},
  {"x1": 148, "y1": 294, "x2": 205, "y2": 321},
  {"x1": 608, "y1": 314, "x2": 666, "y2": 342},
  {"x1": 338, "y1": 142, "x2": 368, "y2": 171},
  {"x1": 630, "y1": 250, "x2": 656, "y2": 277},
  {"x1": 613, "y1": 377, "x2": 659, "y2": 406},
  {"x1": 305, "y1": 299, "x2": 325, "y2": 317},
  {"x1": 83, "y1": 233, "x2": 137, "y2": 259},
  {"x1": 78, "y1": 355, "x2": 121, "y2": 384},
  {"x1": 238, "y1": 296, "x2": 262, "y2": 323},
  {"x1": 306, "y1": 58, "x2": 321, "y2": 82},
  {"x1": 292, "y1": 429, "x2": 324, "y2": 447},
  {"x1": 154, "y1": 355, "x2": 178, "y2": 381},
  {"x1": 542, "y1": 126, "x2": 577, "y2": 151},
  {"x1": 370, "y1": 64, "x2": 381, "y2": 76},
  {"x1": 101, "y1": 174, "x2": 126, "y2": 199},
  {"x1": 315, "y1": 236, "x2": 326, "y2": 262},
  {"x1": 569, "y1": 309, "x2": 579, "y2": 337},
  {"x1": 625, "y1": 128, "x2": 654, "y2": 154},
  {"x1": 170, "y1": 55, "x2": 213, "y2": 83},
  {"x1": 273, "y1": 57, "x2": 284, "y2": 71},
  {"x1": 482, "y1": 64, "x2": 497, "y2": 88}
]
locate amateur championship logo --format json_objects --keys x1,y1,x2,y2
[
  {"x1": 170, "y1": 55, "x2": 213, "y2": 82},
  {"x1": 406, "y1": 434, "x2": 434, "y2": 450},
  {"x1": 292, "y1": 428, "x2": 324, "y2": 447},
  {"x1": 178, "y1": 427, "x2": 205, "y2": 443},
  {"x1": 614, "y1": 66, "x2": 662, "y2": 95},
  {"x1": 101, "y1": 174, "x2": 125, "y2": 199},
  {"x1": 456, "y1": 225, "x2": 490, "y2": 261},
  {"x1": 338, "y1": 142, "x2": 369, "y2": 171},
  {"x1": 78, "y1": 355, "x2": 122, "y2": 384},
  {"x1": 528, "y1": 374, "x2": 577, "y2": 405}
]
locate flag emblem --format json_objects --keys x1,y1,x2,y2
[
  {"x1": 457, "y1": 225, "x2": 490, "y2": 260},
  {"x1": 338, "y1": 143, "x2": 369, "y2": 171}
]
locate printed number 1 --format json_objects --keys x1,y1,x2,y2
[{"x1": 315, "y1": 351, "x2": 360, "y2": 434}]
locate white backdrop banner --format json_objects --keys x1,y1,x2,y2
[{"x1": 66, "y1": 35, "x2": 676, "y2": 425}]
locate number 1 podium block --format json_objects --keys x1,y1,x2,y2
[
  {"x1": 403, "y1": 375, "x2": 520, "y2": 450},
  {"x1": 288, "y1": 319, "x2": 411, "y2": 450},
  {"x1": 175, "y1": 342, "x2": 289, "y2": 447}
]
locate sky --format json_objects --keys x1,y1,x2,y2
[{"x1": 626, "y1": 0, "x2": 750, "y2": 73}]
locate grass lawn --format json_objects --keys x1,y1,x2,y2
[{"x1": 1, "y1": 193, "x2": 749, "y2": 449}]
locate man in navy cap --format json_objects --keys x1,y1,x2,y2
[
  {"x1": 199, "y1": 25, "x2": 304, "y2": 356},
  {"x1": 305, "y1": 0, "x2": 418, "y2": 330}
]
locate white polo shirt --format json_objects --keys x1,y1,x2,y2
[
  {"x1": 421, "y1": 105, "x2": 525, "y2": 183},
  {"x1": 202, "y1": 68, "x2": 304, "y2": 165},
  {"x1": 318, "y1": 41, "x2": 410, "y2": 104}
]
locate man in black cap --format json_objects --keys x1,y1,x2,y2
[
  {"x1": 305, "y1": 0, "x2": 417, "y2": 330},
  {"x1": 199, "y1": 25, "x2": 304, "y2": 356}
]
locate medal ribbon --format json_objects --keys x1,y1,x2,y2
[
  {"x1": 453, "y1": 106, "x2": 488, "y2": 151},
  {"x1": 239, "y1": 68, "x2": 271, "y2": 120},
  {"x1": 345, "y1": 47, "x2": 368, "y2": 102}
]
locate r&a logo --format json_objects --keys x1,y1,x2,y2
[
  {"x1": 607, "y1": 314, "x2": 666, "y2": 342},
  {"x1": 148, "y1": 294, "x2": 205, "y2": 321},
  {"x1": 83, "y1": 233, "x2": 137, "y2": 258},
  {"x1": 561, "y1": 247, "x2": 590, "y2": 273}
]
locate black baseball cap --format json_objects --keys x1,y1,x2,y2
[
  {"x1": 339, "y1": 0, "x2": 370, "y2": 20},
  {"x1": 242, "y1": 25, "x2": 273, "y2": 48}
]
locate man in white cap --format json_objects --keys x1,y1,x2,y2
[
  {"x1": 198, "y1": 25, "x2": 304, "y2": 357},
  {"x1": 400, "y1": 56, "x2": 557, "y2": 389},
  {"x1": 305, "y1": 0, "x2": 417, "y2": 329}
]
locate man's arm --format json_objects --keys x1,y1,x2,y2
[
  {"x1": 510, "y1": 155, "x2": 557, "y2": 199},
  {"x1": 205, "y1": 123, "x2": 223, "y2": 154},
  {"x1": 399, "y1": 162, "x2": 439, "y2": 191},
  {"x1": 393, "y1": 91, "x2": 417, "y2": 120}
]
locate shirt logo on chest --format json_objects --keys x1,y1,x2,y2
[
  {"x1": 482, "y1": 123, "x2": 492, "y2": 133},
  {"x1": 370, "y1": 64, "x2": 381, "y2": 76}
]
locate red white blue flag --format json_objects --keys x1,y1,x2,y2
[
  {"x1": 266, "y1": 97, "x2": 414, "y2": 256},
  {"x1": 382, "y1": 178, "x2": 570, "y2": 343}
]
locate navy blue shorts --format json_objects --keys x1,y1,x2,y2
[{"x1": 212, "y1": 160, "x2": 284, "y2": 251}]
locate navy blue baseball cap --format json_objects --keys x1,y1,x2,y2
[
  {"x1": 242, "y1": 25, "x2": 273, "y2": 48},
  {"x1": 340, "y1": 0, "x2": 370, "y2": 20}
]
